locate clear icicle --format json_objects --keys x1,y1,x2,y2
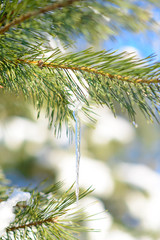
[
  {"x1": 73, "y1": 110, "x2": 81, "y2": 203},
  {"x1": 132, "y1": 121, "x2": 138, "y2": 128},
  {"x1": 48, "y1": 36, "x2": 87, "y2": 203}
]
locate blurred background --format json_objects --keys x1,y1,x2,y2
[
  {"x1": 1, "y1": 2, "x2": 160, "y2": 240},
  {"x1": 1, "y1": 84, "x2": 160, "y2": 240}
]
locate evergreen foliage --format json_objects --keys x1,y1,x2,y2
[
  {"x1": 1, "y1": 180, "x2": 92, "y2": 240},
  {"x1": 1, "y1": 0, "x2": 160, "y2": 239}
]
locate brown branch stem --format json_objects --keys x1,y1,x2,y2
[
  {"x1": 17, "y1": 59, "x2": 160, "y2": 84},
  {"x1": 0, "y1": 0, "x2": 81, "y2": 35},
  {"x1": 7, "y1": 217, "x2": 58, "y2": 232}
]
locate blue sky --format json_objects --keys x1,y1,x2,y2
[
  {"x1": 76, "y1": 28, "x2": 160, "y2": 61},
  {"x1": 102, "y1": 6, "x2": 160, "y2": 60},
  {"x1": 103, "y1": 30, "x2": 160, "y2": 60},
  {"x1": 75, "y1": 6, "x2": 160, "y2": 61}
]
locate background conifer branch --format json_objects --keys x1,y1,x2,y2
[{"x1": 0, "y1": 0, "x2": 81, "y2": 35}]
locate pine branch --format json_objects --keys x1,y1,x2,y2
[
  {"x1": 1, "y1": 0, "x2": 160, "y2": 129},
  {"x1": 18, "y1": 59, "x2": 160, "y2": 84},
  {"x1": 0, "y1": 0, "x2": 81, "y2": 35},
  {"x1": 2, "y1": 183, "x2": 93, "y2": 240},
  {"x1": 1, "y1": 47, "x2": 160, "y2": 129},
  {"x1": 7, "y1": 217, "x2": 58, "y2": 232}
]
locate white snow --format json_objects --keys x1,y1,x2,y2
[
  {"x1": 81, "y1": 197, "x2": 112, "y2": 240},
  {"x1": 0, "y1": 115, "x2": 69, "y2": 149},
  {"x1": 116, "y1": 163, "x2": 160, "y2": 231},
  {"x1": 91, "y1": 107, "x2": 135, "y2": 145},
  {"x1": 107, "y1": 230, "x2": 137, "y2": 240},
  {"x1": 38, "y1": 152, "x2": 114, "y2": 198},
  {"x1": 0, "y1": 189, "x2": 31, "y2": 237},
  {"x1": 0, "y1": 117, "x2": 49, "y2": 149},
  {"x1": 107, "y1": 230, "x2": 153, "y2": 240},
  {"x1": 115, "y1": 163, "x2": 160, "y2": 195}
]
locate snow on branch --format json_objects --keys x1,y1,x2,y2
[{"x1": 0, "y1": 189, "x2": 31, "y2": 237}]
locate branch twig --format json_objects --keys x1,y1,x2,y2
[
  {"x1": 7, "y1": 217, "x2": 58, "y2": 232},
  {"x1": 0, "y1": 0, "x2": 81, "y2": 35},
  {"x1": 18, "y1": 59, "x2": 160, "y2": 84}
]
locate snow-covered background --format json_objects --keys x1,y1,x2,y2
[{"x1": 1, "y1": 101, "x2": 160, "y2": 239}]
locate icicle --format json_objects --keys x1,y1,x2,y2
[
  {"x1": 132, "y1": 121, "x2": 138, "y2": 128},
  {"x1": 73, "y1": 110, "x2": 81, "y2": 203},
  {"x1": 48, "y1": 36, "x2": 88, "y2": 203}
]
